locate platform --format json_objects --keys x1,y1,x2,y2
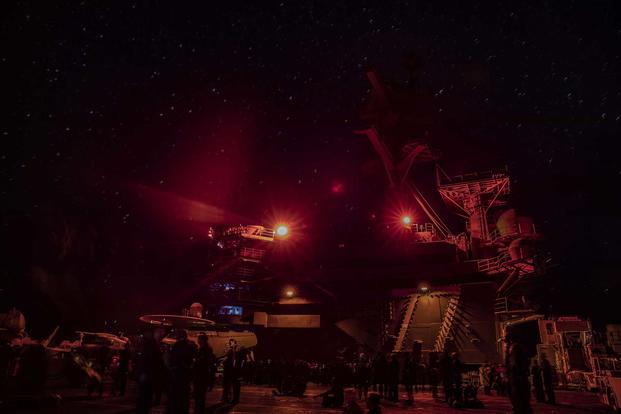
[{"x1": 21, "y1": 383, "x2": 611, "y2": 413}]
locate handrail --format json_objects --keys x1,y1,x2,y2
[
  {"x1": 393, "y1": 295, "x2": 419, "y2": 353},
  {"x1": 475, "y1": 252, "x2": 511, "y2": 273},
  {"x1": 434, "y1": 293, "x2": 461, "y2": 352},
  {"x1": 438, "y1": 168, "x2": 509, "y2": 186}
]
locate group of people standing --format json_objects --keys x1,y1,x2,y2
[
  {"x1": 347, "y1": 350, "x2": 462, "y2": 407},
  {"x1": 3, "y1": 326, "x2": 561, "y2": 414},
  {"x1": 364, "y1": 351, "x2": 422, "y2": 403},
  {"x1": 505, "y1": 338, "x2": 556, "y2": 414},
  {"x1": 135, "y1": 330, "x2": 245, "y2": 414}
]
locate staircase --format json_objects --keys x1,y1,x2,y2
[
  {"x1": 434, "y1": 291, "x2": 462, "y2": 352},
  {"x1": 392, "y1": 295, "x2": 420, "y2": 353}
]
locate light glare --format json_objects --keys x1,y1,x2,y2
[{"x1": 276, "y1": 225, "x2": 289, "y2": 237}]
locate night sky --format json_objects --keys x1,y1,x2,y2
[{"x1": 2, "y1": 2, "x2": 621, "y2": 333}]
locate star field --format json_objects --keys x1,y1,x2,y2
[{"x1": 2, "y1": 1, "x2": 621, "y2": 330}]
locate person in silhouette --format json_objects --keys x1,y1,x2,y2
[
  {"x1": 167, "y1": 330, "x2": 196, "y2": 414},
  {"x1": 354, "y1": 352, "x2": 371, "y2": 401},
  {"x1": 531, "y1": 359, "x2": 545, "y2": 403},
  {"x1": 136, "y1": 331, "x2": 163, "y2": 414},
  {"x1": 541, "y1": 354, "x2": 555, "y2": 404},
  {"x1": 231, "y1": 348, "x2": 246, "y2": 404},
  {"x1": 193, "y1": 334, "x2": 215, "y2": 413},
  {"x1": 428, "y1": 352, "x2": 439, "y2": 399},
  {"x1": 153, "y1": 330, "x2": 167, "y2": 405},
  {"x1": 371, "y1": 352, "x2": 387, "y2": 398},
  {"x1": 439, "y1": 350, "x2": 453, "y2": 403},
  {"x1": 222, "y1": 348, "x2": 234, "y2": 403},
  {"x1": 387, "y1": 354, "x2": 400, "y2": 402},
  {"x1": 222, "y1": 340, "x2": 244, "y2": 404},
  {"x1": 506, "y1": 337, "x2": 532, "y2": 414},
  {"x1": 113, "y1": 341, "x2": 131, "y2": 397},
  {"x1": 402, "y1": 353, "x2": 417, "y2": 405}
]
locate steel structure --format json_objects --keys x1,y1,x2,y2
[
  {"x1": 436, "y1": 167, "x2": 510, "y2": 245},
  {"x1": 207, "y1": 224, "x2": 280, "y2": 294},
  {"x1": 353, "y1": 68, "x2": 549, "y2": 360},
  {"x1": 356, "y1": 70, "x2": 451, "y2": 242}
]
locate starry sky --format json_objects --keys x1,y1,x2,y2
[{"x1": 2, "y1": 2, "x2": 621, "y2": 331}]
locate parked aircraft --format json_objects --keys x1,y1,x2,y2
[{"x1": 139, "y1": 313, "x2": 257, "y2": 358}]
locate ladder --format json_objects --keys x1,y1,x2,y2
[
  {"x1": 434, "y1": 292, "x2": 462, "y2": 352},
  {"x1": 393, "y1": 295, "x2": 420, "y2": 353}
]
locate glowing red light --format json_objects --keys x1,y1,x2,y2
[
  {"x1": 331, "y1": 181, "x2": 345, "y2": 194},
  {"x1": 401, "y1": 215, "x2": 412, "y2": 226}
]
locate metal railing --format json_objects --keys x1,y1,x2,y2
[
  {"x1": 475, "y1": 252, "x2": 511, "y2": 273},
  {"x1": 494, "y1": 296, "x2": 536, "y2": 314},
  {"x1": 494, "y1": 297, "x2": 509, "y2": 314},
  {"x1": 441, "y1": 168, "x2": 509, "y2": 185},
  {"x1": 434, "y1": 293, "x2": 461, "y2": 352},
  {"x1": 393, "y1": 295, "x2": 420, "y2": 353},
  {"x1": 488, "y1": 222, "x2": 536, "y2": 244},
  {"x1": 412, "y1": 223, "x2": 434, "y2": 233},
  {"x1": 239, "y1": 247, "x2": 266, "y2": 262}
]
